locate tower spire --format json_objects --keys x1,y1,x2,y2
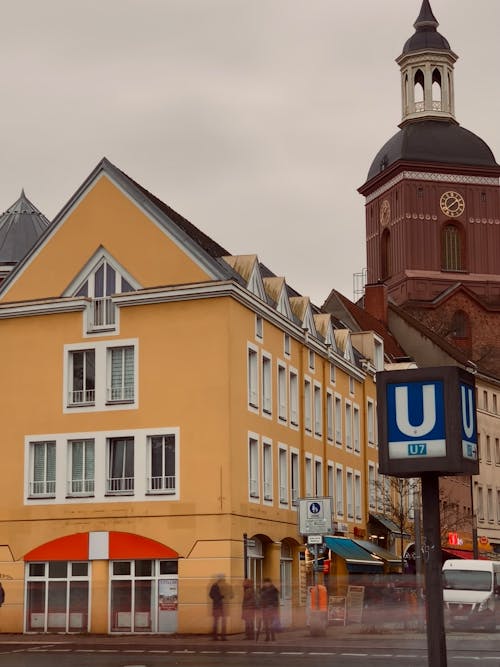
[
  {"x1": 414, "y1": 0, "x2": 438, "y2": 29},
  {"x1": 397, "y1": 0, "x2": 457, "y2": 126}
]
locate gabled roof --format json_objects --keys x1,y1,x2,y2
[
  {"x1": 322, "y1": 288, "x2": 406, "y2": 361},
  {"x1": 0, "y1": 190, "x2": 50, "y2": 265},
  {"x1": 0, "y1": 158, "x2": 238, "y2": 297}
]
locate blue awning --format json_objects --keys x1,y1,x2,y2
[
  {"x1": 353, "y1": 539, "x2": 402, "y2": 567},
  {"x1": 324, "y1": 536, "x2": 384, "y2": 574}
]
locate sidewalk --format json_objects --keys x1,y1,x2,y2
[{"x1": 0, "y1": 625, "x2": 497, "y2": 651}]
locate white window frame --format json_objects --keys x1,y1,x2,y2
[
  {"x1": 353, "y1": 404, "x2": 360, "y2": 454},
  {"x1": 290, "y1": 449, "x2": 299, "y2": 507},
  {"x1": 345, "y1": 401, "x2": 353, "y2": 450},
  {"x1": 262, "y1": 439, "x2": 273, "y2": 502},
  {"x1": 326, "y1": 390, "x2": 334, "y2": 443},
  {"x1": 308, "y1": 350, "x2": 315, "y2": 372},
  {"x1": 29, "y1": 441, "x2": 56, "y2": 498},
  {"x1": 278, "y1": 445, "x2": 288, "y2": 505},
  {"x1": 346, "y1": 468, "x2": 354, "y2": 520},
  {"x1": 367, "y1": 399, "x2": 375, "y2": 446},
  {"x1": 262, "y1": 353, "x2": 272, "y2": 417},
  {"x1": 68, "y1": 349, "x2": 96, "y2": 406},
  {"x1": 313, "y1": 382, "x2": 322, "y2": 437},
  {"x1": 368, "y1": 463, "x2": 376, "y2": 509},
  {"x1": 67, "y1": 439, "x2": 95, "y2": 496},
  {"x1": 335, "y1": 465, "x2": 343, "y2": 517},
  {"x1": 107, "y1": 345, "x2": 135, "y2": 403},
  {"x1": 334, "y1": 394, "x2": 342, "y2": 446},
  {"x1": 147, "y1": 434, "x2": 177, "y2": 495},
  {"x1": 284, "y1": 333, "x2": 291, "y2": 358},
  {"x1": 247, "y1": 345, "x2": 259, "y2": 412},
  {"x1": 314, "y1": 457, "x2": 323, "y2": 497},
  {"x1": 305, "y1": 454, "x2": 313, "y2": 497},
  {"x1": 327, "y1": 462, "x2": 334, "y2": 500},
  {"x1": 255, "y1": 315, "x2": 263, "y2": 341},
  {"x1": 289, "y1": 368, "x2": 299, "y2": 428},
  {"x1": 354, "y1": 471, "x2": 362, "y2": 521},
  {"x1": 277, "y1": 362, "x2": 288, "y2": 423},
  {"x1": 25, "y1": 427, "x2": 180, "y2": 505},
  {"x1": 249, "y1": 434, "x2": 260, "y2": 501},
  {"x1": 63, "y1": 339, "x2": 138, "y2": 413},
  {"x1": 107, "y1": 436, "x2": 135, "y2": 494},
  {"x1": 304, "y1": 377, "x2": 312, "y2": 433}
]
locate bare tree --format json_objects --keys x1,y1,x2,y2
[{"x1": 375, "y1": 476, "x2": 421, "y2": 572}]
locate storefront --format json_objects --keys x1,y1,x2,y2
[{"x1": 23, "y1": 531, "x2": 178, "y2": 634}]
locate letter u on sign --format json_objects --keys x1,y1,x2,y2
[
  {"x1": 395, "y1": 384, "x2": 436, "y2": 438},
  {"x1": 461, "y1": 385, "x2": 474, "y2": 439}
]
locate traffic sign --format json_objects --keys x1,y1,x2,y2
[
  {"x1": 298, "y1": 497, "x2": 333, "y2": 535},
  {"x1": 307, "y1": 535, "x2": 323, "y2": 545}
]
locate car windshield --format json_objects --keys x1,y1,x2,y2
[{"x1": 442, "y1": 569, "x2": 492, "y2": 592}]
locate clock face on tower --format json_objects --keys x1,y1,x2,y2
[{"x1": 440, "y1": 191, "x2": 465, "y2": 217}]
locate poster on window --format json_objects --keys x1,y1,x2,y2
[{"x1": 158, "y1": 578, "x2": 178, "y2": 611}]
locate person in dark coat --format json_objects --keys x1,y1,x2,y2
[
  {"x1": 209, "y1": 575, "x2": 228, "y2": 640},
  {"x1": 241, "y1": 579, "x2": 256, "y2": 639},
  {"x1": 259, "y1": 578, "x2": 280, "y2": 641}
]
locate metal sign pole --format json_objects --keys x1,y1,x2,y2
[{"x1": 421, "y1": 473, "x2": 447, "y2": 667}]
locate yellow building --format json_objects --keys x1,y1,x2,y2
[{"x1": 0, "y1": 159, "x2": 383, "y2": 634}]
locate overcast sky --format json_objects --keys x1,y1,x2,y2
[{"x1": 2, "y1": 0, "x2": 499, "y2": 304}]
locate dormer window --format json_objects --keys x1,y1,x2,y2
[{"x1": 75, "y1": 259, "x2": 134, "y2": 331}]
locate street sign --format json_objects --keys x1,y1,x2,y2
[
  {"x1": 298, "y1": 497, "x2": 333, "y2": 535},
  {"x1": 386, "y1": 379, "x2": 446, "y2": 460},
  {"x1": 377, "y1": 366, "x2": 478, "y2": 477},
  {"x1": 307, "y1": 535, "x2": 323, "y2": 545}
]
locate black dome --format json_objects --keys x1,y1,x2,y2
[
  {"x1": 367, "y1": 120, "x2": 499, "y2": 181},
  {"x1": 402, "y1": 29, "x2": 450, "y2": 55}
]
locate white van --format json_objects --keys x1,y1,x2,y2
[{"x1": 442, "y1": 558, "x2": 500, "y2": 631}]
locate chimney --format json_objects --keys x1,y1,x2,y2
[{"x1": 364, "y1": 283, "x2": 388, "y2": 325}]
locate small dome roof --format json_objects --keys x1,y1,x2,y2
[
  {"x1": 367, "y1": 120, "x2": 499, "y2": 181},
  {"x1": 0, "y1": 190, "x2": 50, "y2": 264},
  {"x1": 402, "y1": 0, "x2": 451, "y2": 55}
]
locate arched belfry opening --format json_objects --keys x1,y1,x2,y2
[
  {"x1": 432, "y1": 68, "x2": 442, "y2": 109},
  {"x1": 413, "y1": 69, "x2": 425, "y2": 110}
]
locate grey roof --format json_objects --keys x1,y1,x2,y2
[
  {"x1": 0, "y1": 190, "x2": 50, "y2": 264},
  {"x1": 367, "y1": 120, "x2": 499, "y2": 181},
  {"x1": 402, "y1": 0, "x2": 451, "y2": 55}
]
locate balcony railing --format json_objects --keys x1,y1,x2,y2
[
  {"x1": 107, "y1": 385, "x2": 134, "y2": 402},
  {"x1": 107, "y1": 477, "x2": 134, "y2": 493},
  {"x1": 29, "y1": 480, "x2": 56, "y2": 497},
  {"x1": 249, "y1": 479, "x2": 259, "y2": 498},
  {"x1": 90, "y1": 297, "x2": 115, "y2": 329},
  {"x1": 69, "y1": 389, "x2": 95, "y2": 405},
  {"x1": 148, "y1": 475, "x2": 176, "y2": 494},
  {"x1": 67, "y1": 479, "x2": 95, "y2": 495}
]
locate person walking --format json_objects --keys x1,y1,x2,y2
[
  {"x1": 260, "y1": 577, "x2": 280, "y2": 641},
  {"x1": 209, "y1": 574, "x2": 229, "y2": 640},
  {"x1": 241, "y1": 579, "x2": 256, "y2": 639}
]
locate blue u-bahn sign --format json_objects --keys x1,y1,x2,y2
[{"x1": 377, "y1": 366, "x2": 478, "y2": 477}]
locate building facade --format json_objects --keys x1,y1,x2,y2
[
  {"x1": 358, "y1": 0, "x2": 500, "y2": 558},
  {"x1": 0, "y1": 159, "x2": 385, "y2": 634}
]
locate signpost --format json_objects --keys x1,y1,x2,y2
[{"x1": 377, "y1": 366, "x2": 478, "y2": 667}]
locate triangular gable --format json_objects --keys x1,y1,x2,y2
[
  {"x1": 63, "y1": 246, "x2": 142, "y2": 297},
  {"x1": 0, "y1": 158, "x2": 233, "y2": 303},
  {"x1": 334, "y1": 329, "x2": 354, "y2": 362},
  {"x1": 313, "y1": 313, "x2": 338, "y2": 352},
  {"x1": 263, "y1": 277, "x2": 293, "y2": 319},
  {"x1": 290, "y1": 296, "x2": 318, "y2": 337},
  {"x1": 223, "y1": 254, "x2": 267, "y2": 302}
]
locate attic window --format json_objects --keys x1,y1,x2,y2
[{"x1": 76, "y1": 260, "x2": 134, "y2": 331}]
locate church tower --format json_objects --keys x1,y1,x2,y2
[{"x1": 358, "y1": 0, "x2": 500, "y2": 371}]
